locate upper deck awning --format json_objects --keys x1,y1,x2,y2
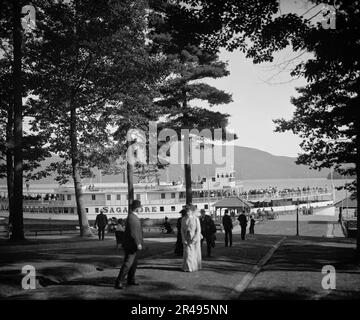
[{"x1": 213, "y1": 196, "x2": 253, "y2": 209}]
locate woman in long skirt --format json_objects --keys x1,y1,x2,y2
[
  {"x1": 174, "y1": 209, "x2": 187, "y2": 256},
  {"x1": 181, "y1": 206, "x2": 202, "y2": 272}
]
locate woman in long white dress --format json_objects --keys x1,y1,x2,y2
[{"x1": 181, "y1": 207, "x2": 202, "y2": 272}]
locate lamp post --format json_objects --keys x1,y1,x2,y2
[{"x1": 296, "y1": 200, "x2": 299, "y2": 236}]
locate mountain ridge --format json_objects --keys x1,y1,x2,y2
[{"x1": 0, "y1": 145, "x2": 328, "y2": 184}]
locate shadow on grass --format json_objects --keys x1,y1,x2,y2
[
  {"x1": 11, "y1": 276, "x2": 207, "y2": 300},
  {"x1": 239, "y1": 286, "x2": 360, "y2": 300},
  {"x1": 239, "y1": 286, "x2": 317, "y2": 300},
  {"x1": 261, "y1": 238, "x2": 360, "y2": 273}
]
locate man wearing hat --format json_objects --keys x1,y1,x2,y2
[
  {"x1": 222, "y1": 210, "x2": 233, "y2": 247},
  {"x1": 94, "y1": 209, "x2": 108, "y2": 240},
  {"x1": 115, "y1": 200, "x2": 143, "y2": 289}
]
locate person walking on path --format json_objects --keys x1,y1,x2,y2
[
  {"x1": 94, "y1": 209, "x2": 108, "y2": 240},
  {"x1": 200, "y1": 209, "x2": 217, "y2": 257},
  {"x1": 222, "y1": 210, "x2": 233, "y2": 247},
  {"x1": 115, "y1": 200, "x2": 143, "y2": 289},
  {"x1": 249, "y1": 215, "x2": 255, "y2": 235},
  {"x1": 174, "y1": 209, "x2": 187, "y2": 256},
  {"x1": 181, "y1": 205, "x2": 202, "y2": 272},
  {"x1": 238, "y1": 211, "x2": 248, "y2": 240}
]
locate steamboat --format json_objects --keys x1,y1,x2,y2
[{"x1": 0, "y1": 167, "x2": 334, "y2": 222}]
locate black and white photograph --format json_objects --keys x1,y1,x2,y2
[{"x1": 0, "y1": 0, "x2": 359, "y2": 311}]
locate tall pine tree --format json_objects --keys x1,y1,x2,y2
[
  {"x1": 26, "y1": 0, "x2": 166, "y2": 236},
  {"x1": 149, "y1": 1, "x2": 233, "y2": 205}
]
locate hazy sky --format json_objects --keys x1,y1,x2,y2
[
  {"x1": 204, "y1": 48, "x2": 308, "y2": 158},
  {"x1": 197, "y1": 0, "x2": 328, "y2": 157}
]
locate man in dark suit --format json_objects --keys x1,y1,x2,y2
[
  {"x1": 94, "y1": 209, "x2": 108, "y2": 240},
  {"x1": 200, "y1": 209, "x2": 217, "y2": 257},
  {"x1": 222, "y1": 210, "x2": 233, "y2": 247},
  {"x1": 114, "y1": 200, "x2": 143, "y2": 289},
  {"x1": 238, "y1": 211, "x2": 248, "y2": 240}
]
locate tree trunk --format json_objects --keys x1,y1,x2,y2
[
  {"x1": 10, "y1": 0, "x2": 24, "y2": 241},
  {"x1": 184, "y1": 135, "x2": 192, "y2": 205},
  {"x1": 127, "y1": 162, "x2": 134, "y2": 212},
  {"x1": 356, "y1": 119, "x2": 360, "y2": 255},
  {"x1": 70, "y1": 102, "x2": 92, "y2": 237},
  {"x1": 6, "y1": 107, "x2": 14, "y2": 227},
  {"x1": 183, "y1": 92, "x2": 192, "y2": 206},
  {"x1": 184, "y1": 162, "x2": 192, "y2": 205}
]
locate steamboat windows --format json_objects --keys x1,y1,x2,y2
[
  {"x1": 58, "y1": 207, "x2": 64, "y2": 214},
  {"x1": 67, "y1": 195, "x2": 71, "y2": 201},
  {"x1": 64, "y1": 207, "x2": 69, "y2": 214},
  {"x1": 171, "y1": 206, "x2": 176, "y2": 211},
  {"x1": 70, "y1": 207, "x2": 75, "y2": 214},
  {"x1": 160, "y1": 206, "x2": 164, "y2": 212},
  {"x1": 161, "y1": 193, "x2": 166, "y2": 199},
  {"x1": 92, "y1": 195, "x2": 96, "y2": 201},
  {"x1": 171, "y1": 193, "x2": 176, "y2": 199},
  {"x1": 107, "y1": 195, "x2": 111, "y2": 201},
  {"x1": 204, "y1": 204, "x2": 208, "y2": 209},
  {"x1": 116, "y1": 194, "x2": 121, "y2": 201},
  {"x1": 212, "y1": 177, "x2": 216, "y2": 182}
]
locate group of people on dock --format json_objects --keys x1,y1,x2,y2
[
  {"x1": 174, "y1": 207, "x2": 217, "y2": 263},
  {"x1": 221, "y1": 210, "x2": 256, "y2": 246},
  {"x1": 173, "y1": 207, "x2": 256, "y2": 268},
  {"x1": 92, "y1": 200, "x2": 257, "y2": 290}
]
